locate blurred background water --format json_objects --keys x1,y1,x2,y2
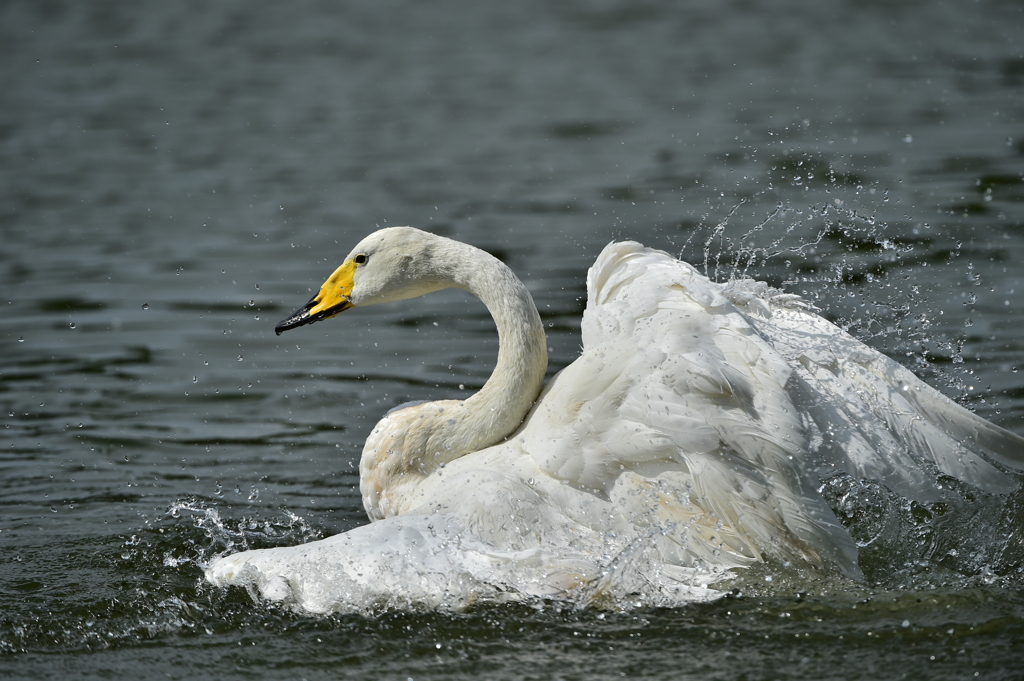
[{"x1": 2, "y1": 0, "x2": 1024, "y2": 678}]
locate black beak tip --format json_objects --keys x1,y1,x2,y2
[
  {"x1": 275, "y1": 297, "x2": 318, "y2": 336},
  {"x1": 275, "y1": 295, "x2": 352, "y2": 336},
  {"x1": 274, "y1": 315, "x2": 305, "y2": 336}
]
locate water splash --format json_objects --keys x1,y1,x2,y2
[
  {"x1": 164, "y1": 498, "x2": 324, "y2": 569},
  {"x1": 818, "y1": 473, "x2": 1024, "y2": 590},
  {"x1": 679, "y1": 198, "x2": 976, "y2": 402}
]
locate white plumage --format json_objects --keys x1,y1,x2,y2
[{"x1": 206, "y1": 227, "x2": 1024, "y2": 613}]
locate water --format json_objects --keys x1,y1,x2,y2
[{"x1": 2, "y1": 0, "x2": 1024, "y2": 678}]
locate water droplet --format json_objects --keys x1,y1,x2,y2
[
  {"x1": 249, "y1": 300, "x2": 255, "y2": 306},
  {"x1": 255, "y1": 284, "x2": 260, "y2": 290},
  {"x1": 142, "y1": 303, "x2": 149, "y2": 310},
  {"x1": 69, "y1": 322, "x2": 76, "y2": 329},
  {"x1": 902, "y1": 134, "x2": 913, "y2": 143},
  {"x1": 192, "y1": 376, "x2": 198, "y2": 383},
  {"x1": 237, "y1": 355, "x2": 243, "y2": 361},
  {"x1": 17, "y1": 337, "x2": 24, "y2": 343}
]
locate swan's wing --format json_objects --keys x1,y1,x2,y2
[
  {"x1": 725, "y1": 280, "x2": 1024, "y2": 498},
  {"x1": 523, "y1": 242, "x2": 861, "y2": 575},
  {"x1": 527, "y1": 241, "x2": 1022, "y2": 577}
]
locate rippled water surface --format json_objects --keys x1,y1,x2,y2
[{"x1": 3, "y1": 0, "x2": 1024, "y2": 678}]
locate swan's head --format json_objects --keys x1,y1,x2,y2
[{"x1": 275, "y1": 226, "x2": 455, "y2": 335}]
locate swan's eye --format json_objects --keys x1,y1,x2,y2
[{"x1": 354, "y1": 253, "x2": 368, "y2": 265}]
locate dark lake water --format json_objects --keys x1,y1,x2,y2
[{"x1": 3, "y1": 0, "x2": 1024, "y2": 678}]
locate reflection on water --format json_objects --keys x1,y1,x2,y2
[{"x1": 2, "y1": 0, "x2": 1024, "y2": 678}]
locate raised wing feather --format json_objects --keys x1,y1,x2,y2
[{"x1": 745, "y1": 295, "x2": 1024, "y2": 497}]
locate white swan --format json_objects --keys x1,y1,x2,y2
[{"x1": 206, "y1": 226, "x2": 1024, "y2": 613}]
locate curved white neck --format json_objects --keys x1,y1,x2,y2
[
  {"x1": 359, "y1": 239, "x2": 548, "y2": 519},
  {"x1": 450, "y1": 242, "x2": 548, "y2": 452}
]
